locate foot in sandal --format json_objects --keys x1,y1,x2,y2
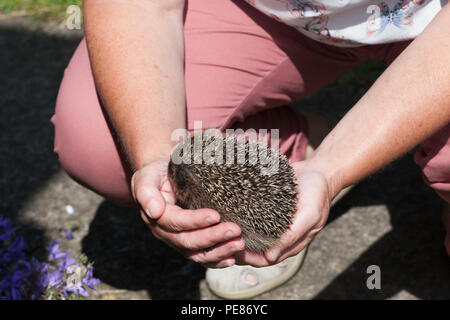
[{"x1": 206, "y1": 248, "x2": 307, "y2": 299}]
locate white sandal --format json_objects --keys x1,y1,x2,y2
[{"x1": 206, "y1": 248, "x2": 307, "y2": 300}]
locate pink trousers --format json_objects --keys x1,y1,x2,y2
[{"x1": 51, "y1": 0, "x2": 450, "y2": 253}]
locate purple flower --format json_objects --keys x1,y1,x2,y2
[
  {"x1": 65, "y1": 230, "x2": 74, "y2": 240},
  {"x1": 58, "y1": 254, "x2": 76, "y2": 272},
  {"x1": 0, "y1": 216, "x2": 15, "y2": 231},
  {"x1": 3, "y1": 236, "x2": 27, "y2": 262},
  {"x1": 31, "y1": 257, "x2": 47, "y2": 275},
  {"x1": 47, "y1": 241, "x2": 67, "y2": 261},
  {"x1": 0, "y1": 215, "x2": 40, "y2": 299},
  {"x1": 65, "y1": 280, "x2": 88, "y2": 297},
  {"x1": 29, "y1": 257, "x2": 48, "y2": 298},
  {"x1": 63, "y1": 265, "x2": 88, "y2": 297},
  {"x1": 0, "y1": 268, "x2": 29, "y2": 300},
  {"x1": 0, "y1": 228, "x2": 15, "y2": 242},
  {"x1": 0, "y1": 216, "x2": 17, "y2": 247},
  {"x1": 47, "y1": 270, "x2": 63, "y2": 288},
  {"x1": 83, "y1": 268, "x2": 100, "y2": 290},
  {"x1": 1, "y1": 215, "x2": 100, "y2": 300}
]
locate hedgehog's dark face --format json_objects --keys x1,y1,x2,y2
[{"x1": 168, "y1": 162, "x2": 199, "y2": 209}]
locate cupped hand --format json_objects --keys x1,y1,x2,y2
[
  {"x1": 234, "y1": 159, "x2": 337, "y2": 267},
  {"x1": 131, "y1": 159, "x2": 245, "y2": 268}
]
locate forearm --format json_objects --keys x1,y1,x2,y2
[
  {"x1": 84, "y1": 0, "x2": 186, "y2": 171},
  {"x1": 308, "y1": 5, "x2": 450, "y2": 199}
]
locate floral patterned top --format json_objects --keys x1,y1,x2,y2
[{"x1": 243, "y1": 0, "x2": 446, "y2": 46}]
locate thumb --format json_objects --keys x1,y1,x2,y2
[{"x1": 131, "y1": 164, "x2": 167, "y2": 220}]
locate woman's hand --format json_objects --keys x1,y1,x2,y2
[
  {"x1": 234, "y1": 159, "x2": 339, "y2": 267},
  {"x1": 131, "y1": 159, "x2": 246, "y2": 268},
  {"x1": 239, "y1": 4, "x2": 450, "y2": 267},
  {"x1": 263, "y1": 161, "x2": 334, "y2": 263},
  {"x1": 84, "y1": 1, "x2": 247, "y2": 268}
]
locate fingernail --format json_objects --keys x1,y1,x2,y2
[
  {"x1": 267, "y1": 248, "x2": 280, "y2": 261},
  {"x1": 145, "y1": 199, "x2": 158, "y2": 219},
  {"x1": 225, "y1": 230, "x2": 236, "y2": 239},
  {"x1": 205, "y1": 216, "x2": 218, "y2": 225},
  {"x1": 220, "y1": 259, "x2": 234, "y2": 268}
]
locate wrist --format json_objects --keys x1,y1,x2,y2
[
  {"x1": 293, "y1": 152, "x2": 346, "y2": 202},
  {"x1": 132, "y1": 147, "x2": 172, "y2": 172}
]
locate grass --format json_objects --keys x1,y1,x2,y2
[{"x1": 0, "y1": 0, "x2": 82, "y2": 20}]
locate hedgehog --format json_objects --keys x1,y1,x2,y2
[{"x1": 167, "y1": 133, "x2": 298, "y2": 253}]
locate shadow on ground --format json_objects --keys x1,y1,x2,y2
[
  {"x1": 81, "y1": 201, "x2": 205, "y2": 299},
  {"x1": 1, "y1": 18, "x2": 448, "y2": 300},
  {"x1": 316, "y1": 153, "x2": 450, "y2": 299},
  {"x1": 0, "y1": 20, "x2": 81, "y2": 260}
]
